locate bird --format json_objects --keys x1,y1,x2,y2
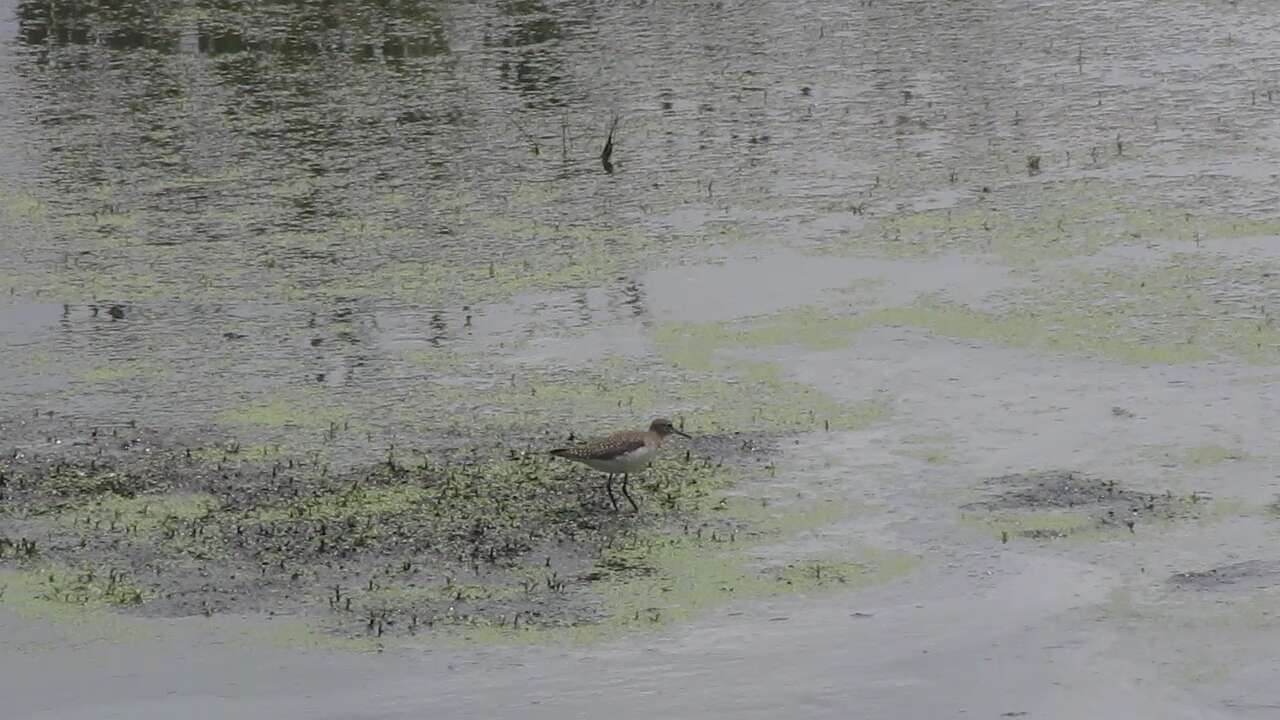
[{"x1": 549, "y1": 417, "x2": 691, "y2": 512}]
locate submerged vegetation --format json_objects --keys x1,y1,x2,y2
[
  {"x1": 960, "y1": 469, "x2": 1254, "y2": 542},
  {"x1": 0, "y1": 422, "x2": 909, "y2": 644},
  {"x1": 654, "y1": 248, "x2": 1280, "y2": 368}
]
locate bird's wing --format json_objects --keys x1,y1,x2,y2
[{"x1": 550, "y1": 431, "x2": 647, "y2": 460}]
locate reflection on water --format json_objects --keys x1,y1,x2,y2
[
  {"x1": 17, "y1": 0, "x2": 174, "y2": 52},
  {"x1": 16, "y1": 0, "x2": 453, "y2": 57},
  {"x1": 1, "y1": 0, "x2": 1278, "y2": 457},
  {"x1": 493, "y1": 0, "x2": 571, "y2": 107}
]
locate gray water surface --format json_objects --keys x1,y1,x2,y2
[{"x1": 4, "y1": 0, "x2": 1280, "y2": 717}]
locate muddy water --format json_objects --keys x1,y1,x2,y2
[{"x1": 4, "y1": 0, "x2": 1280, "y2": 717}]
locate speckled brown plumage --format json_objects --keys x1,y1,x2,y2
[{"x1": 550, "y1": 430, "x2": 649, "y2": 461}]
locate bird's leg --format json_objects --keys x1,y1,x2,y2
[
  {"x1": 621, "y1": 473, "x2": 639, "y2": 513},
  {"x1": 605, "y1": 474, "x2": 619, "y2": 512}
]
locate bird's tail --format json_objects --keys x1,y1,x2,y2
[{"x1": 549, "y1": 448, "x2": 570, "y2": 457}]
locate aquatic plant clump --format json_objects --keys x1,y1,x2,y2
[
  {"x1": 0, "y1": 411, "x2": 919, "y2": 645},
  {"x1": 0, "y1": 429, "x2": 748, "y2": 635},
  {"x1": 961, "y1": 469, "x2": 1246, "y2": 541}
]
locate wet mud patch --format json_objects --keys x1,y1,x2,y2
[
  {"x1": 0, "y1": 416, "x2": 896, "y2": 644},
  {"x1": 962, "y1": 469, "x2": 1229, "y2": 540},
  {"x1": 0, "y1": 420, "x2": 719, "y2": 622},
  {"x1": 1167, "y1": 561, "x2": 1280, "y2": 593}
]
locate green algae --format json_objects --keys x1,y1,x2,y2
[
  {"x1": 964, "y1": 497, "x2": 1255, "y2": 545},
  {"x1": 316, "y1": 219, "x2": 661, "y2": 309},
  {"x1": 5, "y1": 464, "x2": 162, "y2": 503},
  {"x1": 0, "y1": 188, "x2": 48, "y2": 219},
  {"x1": 895, "y1": 446, "x2": 954, "y2": 465},
  {"x1": 594, "y1": 539, "x2": 915, "y2": 632},
  {"x1": 253, "y1": 484, "x2": 430, "y2": 523},
  {"x1": 682, "y1": 364, "x2": 891, "y2": 434},
  {"x1": 4, "y1": 565, "x2": 150, "y2": 608},
  {"x1": 1, "y1": 203, "x2": 676, "y2": 308},
  {"x1": 218, "y1": 396, "x2": 350, "y2": 429},
  {"x1": 1141, "y1": 444, "x2": 1252, "y2": 468},
  {"x1": 75, "y1": 360, "x2": 171, "y2": 384},
  {"x1": 59, "y1": 493, "x2": 217, "y2": 533},
  {"x1": 869, "y1": 301, "x2": 1214, "y2": 364},
  {"x1": 0, "y1": 567, "x2": 378, "y2": 655},
  {"x1": 0, "y1": 568, "x2": 149, "y2": 643},
  {"x1": 6, "y1": 446, "x2": 745, "y2": 642},
  {"x1": 1019, "y1": 253, "x2": 1280, "y2": 365},
  {"x1": 652, "y1": 246, "x2": 1280, "y2": 369},
  {"x1": 236, "y1": 618, "x2": 384, "y2": 653},
  {"x1": 1101, "y1": 583, "x2": 1280, "y2": 636},
  {"x1": 63, "y1": 270, "x2": 180, "y2": 301},
  {"x1": 427, "y1": 496, "x2": 915, "y2": 648},
  {"x1": 261, "y1": 492, "x2": 909, "y2": 650},
  {"x1": 1177, "y1": 653, "x2": 1234, "y2": 685},
  {"x1": 397, "y1": 347, "x2": 472, "y2": 371},
  {"x1": 645, "y1": 310, "x2": 890, "y2": 435},
  {"x1": 188, "y1": 443, "x2": 283, "y2": 462},
  {"x1": 963, "y1": 510, "x2": 1102, "y2": 541},
  {"x1": 275, "y1": 461, "x2": 847, "y2": 646},
  {"x1": 92, "y1": 211, "x2": 139, "y2": 232},
  {"x1": 894, "y1": 433, "x2": 957, "y2": 465},
  {"x1": 654, "y1": 308, "x2": 872, "y2": 371},
  {"x1": 386, "y1": 347, "x2": 890, "y2": 441},
  {"x1": 436, "y1": 546, "x2": 917, "y2": 649},
  {"x1": 817, "y1": 179, "x2": 1280, "y2": 266},
  {"x1": 771, "y1": 556, "x2": 901, "y2": 588},
  {"x1": 832, "y1": 277, "x2": 888, "y2": 302},
  {"x1": 714, "y1": 496, "x2": 855, "y2": 536}
]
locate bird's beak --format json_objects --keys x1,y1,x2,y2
[{"x1": 673, "y1": 428, "x2": 691, "y2": 439}]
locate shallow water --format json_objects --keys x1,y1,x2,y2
[{"x1": 4, "y1": 0, "x2": 1280, "y2": 717}]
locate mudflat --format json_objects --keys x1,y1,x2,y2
[{"x1": 3, "y1": 0, "x2": 1280, "y2": 718}]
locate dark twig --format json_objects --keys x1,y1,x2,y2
[
  {"x1": 601, "y1": 114, "x2": 619, "y2": 174},
  {"x1": 508, "y1": 116, "x2": 540, "y2": 155}
]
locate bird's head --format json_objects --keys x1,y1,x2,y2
[{"x1": 649, "y1": 417, "x2": 691, "y2": 438}]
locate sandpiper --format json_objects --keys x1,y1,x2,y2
[{"x1": 550, "y1": 417, "x2": 691, "y2": 512}]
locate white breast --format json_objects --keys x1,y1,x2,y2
[{"x1": 580, "y1": 444, "x2": 658, "y2": 474}]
